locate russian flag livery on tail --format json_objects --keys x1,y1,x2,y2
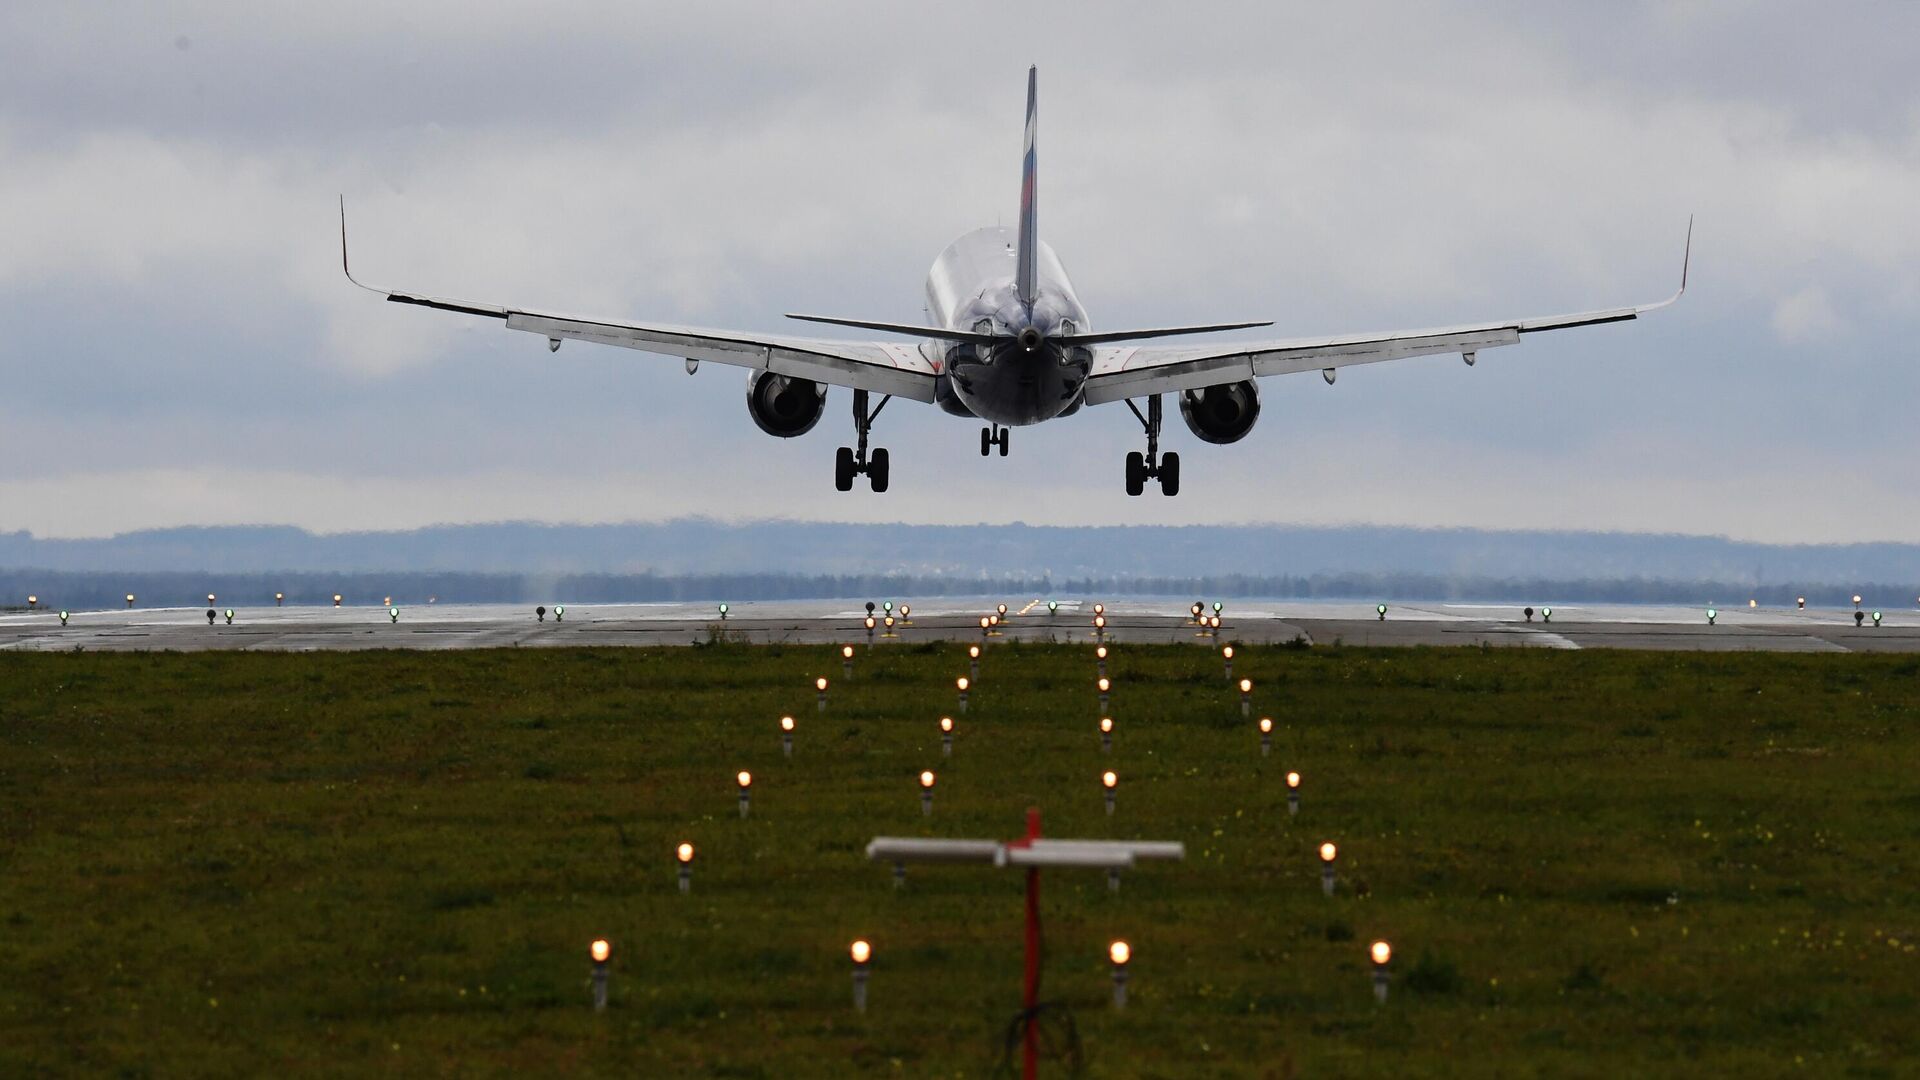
[{"x1": 344, "y1": 68, "x2": 1689, "y2": 495}]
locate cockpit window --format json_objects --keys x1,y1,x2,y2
[
  {"x1": 1059, "y1": 319, "x2": 1076, "y2": 336},
  {"x1": 973, "y1": 318, "x2": 994, "y2": 336}
]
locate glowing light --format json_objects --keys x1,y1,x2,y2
[
  {"x1": 1099, "y1": 717, "x2": 1112, "y2": 733},
  {"x1": 1222, "y1": 646, "x2": 1234, "y2": 660},
  {"x1": 957, "y1": 677, "x2": 970, "y2": 692},
  {"x1": 1096, "y1": 645, "x2": 1108, "y2": 660},
  {"x1": 1286, "y1": 771, "x2": 1301, "y2": 789},
  {"x1": 842, "y1": 645, "x2": 854, "y2": 659},
  {"x1": 1094, "y1": 615, "x2": 1107, "y2": 629},
  {"x1": 591, "y1": 939, "x2": 611, "y2": 964},
  {"x1": 718, "y1": 603, "x2": 728, "y2": 614},
  {"x1": 969, "y1": 645, "x2": 980, "y2": 659},
  {"x1": 866, "y1": 616, "x2": 877, "y2": 630},
  {"x1": 1319, "y1": 842, "x2": 1338, "y2": 863},
  {"x1": 737, "y1": 771, "x2": 752, "y2": 789},
  {"x1": 997, "y1": 604, "x2": 1008, "y2": 616},
  {"x1": 1210, "y1": 615, "x2": 1222, "y2": 629},
  {"x1": 980, "y1": 616, "x2": 991, "y2": 630},
  {"x1": 939, "y1": 717, "x2": 953, "y2": 733},
  {"x1": 900, "y1": 605, "x2": 911, "y2": 618},
  {"x1": 780, "y1": 715, "x2": 794, "y2": 732},
  {"x1": 1370, "y1": 940, "x2": 1392, "y2": 966},
  {"x1": 676, "y1": 842, "x2": 694, "y2": 863},
  {"x1": 919, "y1": 770, "x2": 935, "y2": 789},
  {"x1": 1102, "y1": 770, "x2": 1118, "y2": 789},
  {"x1": 816, "y1": 677, "x2": 829, "y2": 692},
  {"x1": 850, "y1": 940, "x2": 871, "y2": 965},
  {"x1": 1239, "y1": 679, "x2": 1252, "y2": 694},
  {"x1": 1094, "y1": 604, "x2": 1105, "y2": 616},
  {"x1": 1259, "y1": 717, "x2": 1272, "y2": 733},
  {"x1": 1097, "y1": 677, "x2": 1111, "y2": 693},
  {"x1": 1109, "y1": 941, "x2": 1131, "y2": 966}
]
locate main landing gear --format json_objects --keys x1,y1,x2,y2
[
  {"x1": 1123, "y1": 395, "x2": 1180, "y2": 496},
  {"x1": 980, "y1": 424, "x2": 1010, "y2": 457},
  {"x1": 836, "y1": 389, "x2": 891, "y2": 492}
]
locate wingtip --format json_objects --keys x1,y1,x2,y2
[{"x1": 1680, "y1": 214, "x2": 1693, "y2": 293}]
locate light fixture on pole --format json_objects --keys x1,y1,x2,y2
[
  {"x1": 589, "y1": 939, "x2": 611, "y2": 1012},
  {"x1": 816, "y1": 676, "x2": 829, "y2": 713},
  {"x1": 919, "y1": 770, "x2": 936, "y2": 815},
  {"x1": 940, "y1": 716, "x2": 954, "y2": 757},
  {"x1": 1370, "y1": 940, "x2": 1392, "y2": 1003},
  {"x1": 676, "y1": 842, "x2": 695, "y2": 893},
  {"x1": 1108, "y1": 940, "x2": 1131, "y2": 1008},
  {"x1": 957, "y1": 676, "x2": 970, "y2": 712},
  {"x1": 1238, "y1": 678, "x2": 1253, "y2": 717},
  {"x1": 1258, "y1": 717, "x2": 1272, "y2": 756},
  {"x1": 1286, "y1": 771, "x2": 1301, "y2": 816},
  {"x1": 737, "y1": 771, "x2": 753, "y2": 818},
  {"x1": 850, "y1": 940, "x2": 872, "y2": 1012},
  {"x1": 1319, "y1": 842, "x2": 1338, "y2": 896},
  {"x1": 780, "y1": 715, "x2": 795, "y2": 757},
  {"x1": 1102, "y1": 770, "x2": 1118, "y2": 815},
  {"x1": 1099, "y1": 716, "x2": 1113, "y2": 753}
]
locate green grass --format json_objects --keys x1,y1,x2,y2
[{"x1": 2, "y1": 641, "x2": 1917, "y2": 1077}]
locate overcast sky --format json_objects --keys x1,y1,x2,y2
[{"x1": 3, "y1": 2, "x2": 1917, "y2": 542}]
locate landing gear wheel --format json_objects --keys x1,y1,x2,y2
[
  {"x1": 868, "y1": 448, "x2": 890, "y2": 493},
  {"x1": 1125, "y1": 451, "x2": 1146, "y2": 497},
  {"x1": 998, "y1": 427, "x2": 1010, "y2": 456},
  {"x1": 1158, "y1": 451, "x2": 1180, "y2": 496},
  {"x1": 835, "y1": 447, "x2": 856, "y2": 492},
  {"x1": 981, "y1": 427, "x2": 992, "y2": 456}
]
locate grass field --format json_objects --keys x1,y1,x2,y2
[{"x1": 2, "y1": 638, "x2": 1917, "y2": 1077}]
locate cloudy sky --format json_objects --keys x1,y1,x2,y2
[{"x1": 3, "y1": 2, "x2": 1917, "y2": 542}]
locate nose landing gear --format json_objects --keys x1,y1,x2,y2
[
  {"x1": 980, "y1": 424, "x2": 1010, "y2": 457},
  {"x1": 1123, "y1": 395, "x2": 1180, "y2": 496},
  {"x1": 836, "y1": 389, "x2": 891, "y2": 492}
]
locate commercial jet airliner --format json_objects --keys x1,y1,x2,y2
[{"x1": 343, "y1": 67, "x2": 1687, "y2": 495}]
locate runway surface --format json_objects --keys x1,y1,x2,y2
[{"x1": 3, "y1": 597, "x2": 1915, "y2": 653}]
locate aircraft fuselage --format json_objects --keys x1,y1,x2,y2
[{"x1": 924, "y1": 227, "x2": 1093, "y2": 426}]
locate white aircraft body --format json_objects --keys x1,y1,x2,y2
[{"x1": 344, "y1": 67, "x2": 1687, "y2": 495}]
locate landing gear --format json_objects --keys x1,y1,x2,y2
[
  {"x1": 1123, "y1": 395, "x2": 1180, "y2": 496},
  {"x1": 837, "y1": 389, "x2": 892, "y2": 492},
  {"x1": 980, "y1": 424, "x2": 1010, "y2": 457}
]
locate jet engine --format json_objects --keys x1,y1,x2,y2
[
  {"x1": 745, "y1": 371, "x2": 827, "y2": 437},
  {"x1": 1178, "y1": 381, "x2": 1261, "y2": 444}
]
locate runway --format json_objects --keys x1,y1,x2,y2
[{"x1": 2, "y1": 597, "x2": 1914, "y2": 653}]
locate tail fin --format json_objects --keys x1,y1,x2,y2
[{"x1": 1015, "y1": 65, "x2": 1038, "y2": 305}]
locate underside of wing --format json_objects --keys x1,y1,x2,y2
[
  {"x1": 341, "y1": 202, "x2": 938, "y2": 402},
  {"x1": 1083, "y1": 221, "x2": 1691, "y2": 406}
]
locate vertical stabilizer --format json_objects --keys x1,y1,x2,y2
[{"x1": 1015, "y1": 66, "x2": 1038, "y2": 306}]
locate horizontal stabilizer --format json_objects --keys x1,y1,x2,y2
[
  {"x1": 1060, "y1": 321, "x2": 1273, "y2": 345},
  {"x1": 784, "y1": 313, "x2": 1000, "y2": 345},
  {"x1": 787, "y1": 313, "x2": 1272, "y2": 347}
]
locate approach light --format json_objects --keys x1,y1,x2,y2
[
  {"x1": 1371, "y1": 940, "x2": 1392, "y2": 966},
  {"x1": 1047, "y1": 600, "x2": 1058, "y2": 613},
  {"x1": 957, "y1": 676, "x2": 970, "y2": 692},
  {"x1": 780, "y1": 715, "x2": 795, "y2": 732},
  {"x1": 1223, "y1": 645, "x2": 1235, "y2": 660},
  {"x1": 1854, "y1": 594, "x2": 1864, "y2": 607},
  {"x1": 58, "y1": 610, "x2": 69, "y2": 625},
  {"x1": 1259, "y1": 717, "x2": 1273, "y2": 734},
  {"x1": 1707, "y1": 607, "x2": 1718, "y2": 624},
  {"x1": 1797, "y1": 597, "x2": 1807, "y2": 609},
  {"x1": 1377, "y1": 603, "x2": 1387, "y2": 620},
  {"x1": 677, "y1": 842, "x2": 694, "y2": 864},
  {"x1": 940, "y1": 717, "x2": 953, "y2": 733},
  {"x1": 883, "y1": 601, "x2": 893, "y2": 614},
  {"x1": 1109, "y1": 940, "x2": 1131, "y2": 966},
  {"x1": 1212, "y1": 601, "x2": 1223, "y2": 613},
  {"x1": 26, "y1": 595, "x2": 36, "y2": 608},
  {"x1": 1542, "y1": 606, "x2": 1553, "y2": 622},
  {"x1": 126, "y1": 594, "x2": 135, "y2": 607},
  {"x1": 919, "y1": 770, "x2": 935, "y2": 789},
  {"x1": 842, "y1": 645, "x2": 855, "y2": 660},
  {"x1": 979, "y1": 616, "x2": 991, "y2": 630},
  {"x1": 389, "y1": 606, "x2": 399, "y2": 622},
  {"x1": 1097, "y1": 677, "x2": 1111, "y2": 693},
  {"x1": 1093, "y1": 603, "x2": 1105, "y2": 616},
  {"x1": 208, "y1": 593, "x2": 217, "y2": 604},
  {"x1": 735, "y1": 773, "x2": 752, "y2": 816},
  {"x1": 1320, "y1": 842, "x2": 1338, "y2": 863},
  {"x1": 969, "y1": 644, "x2": 980, "y2": 659},
  {"x1": 850, "y1": 940, "x2": 871, "y2": 965},
  {"x1": 555, "y1": 605, "x2": 564, "y2": 620},
  {"x1": 899, "y1": 604, "x2": 910, "y2": 619},
  {"x1": 737, "y1": 770, "x2": 752, "y2": 789},
  {"x1": 1209, "y1": 615, "x2": 1222, "y2": 630},
  {"x1": 1100, "y1": 717, "x2": 1113, "y2": 733},
  {"x1": 1873, "y1": 610, "x2": 1883, "y2": 626},
  {"x1": 1286, "y1": 771, "x2": 1301, "y2": 789},
  {"x1": 275, "y1": 592, "x2": 284, "y2": 605},
  {"x1": 816, "y1": 677, "x2": 829, "y2": 692},
  {"x1": 997, "y1": 603, "x2": 1008, "y2": 617},
  {"x1": 591, "y1": 939, "x2": 611, "y2": 964},
  {"x1": 224, "y1": 608, "x2": 234, "y2": 624},
  {"x1": 333, "y1": 594, "x2": 343, "y2": 607},
  {"x1": 1094, "y1": 615, "x2": 1107, "y2": 629},
  {"x1": 1102, "y1": 770, "x2": 1118, "y2": 790},
  {"x1": 1096, "y1": 645, "x2": 1108, "y2": 660},
  {"x1": 1239, "y1": 678, "x2": 1252, "y2": 693},
  {"x1": 718, "y1": 602, "x2": 728, "y2": 618}
]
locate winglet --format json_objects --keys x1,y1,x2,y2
[
  {"x1": 339, "y1": 196, "x2": 384, "y2": 295},
  {"x1": 1639, "y1": 215, "x2": 1692, "y2": 313}
]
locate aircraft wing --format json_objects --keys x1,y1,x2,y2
[
  {"x1": 340, "y1": 205, "x2": 938, "y2": 402},
  {"x1": 1082, "y1": 222, "x2": 1690, "y2": 407}
]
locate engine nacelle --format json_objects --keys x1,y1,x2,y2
[
  {"x1": 1178, "y1": 381, "x2": 1261, "y2": 444},
  {"x1": 745, "y1": 371, "x2": 827, "y2": 438}
]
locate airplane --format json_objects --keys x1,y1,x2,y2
[{"x1": 342, "y1": 67, "x2": 1688, "y2": 496}]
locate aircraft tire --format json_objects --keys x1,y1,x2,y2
[
  {"x1": 998, "y1": 428, "x2": 1009, "y2": 456},
  {"x1": 1125, "y1": 451, "x2": 1145, "y2": 496},
  {"x1": 1159, "y1": 452, "x2": 1181, "y2": 496},
  {"x1": 835, "y1": 447, "x2": 857, "y2": 491},
  {"x1": 869, "y1": 448, "x2": 890, "y2": 493}
]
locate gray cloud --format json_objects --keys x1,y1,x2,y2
[{"x1": 2, "y1": 1, "x2": 1918, "y2": 541}]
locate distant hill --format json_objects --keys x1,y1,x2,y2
[{"x1": 2, "y1": 520, "x2": 1916, "y2": 610}]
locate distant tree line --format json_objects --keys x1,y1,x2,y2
[{"x1": 2, "y1": 569, "x2": 1914, "y2": 612}]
